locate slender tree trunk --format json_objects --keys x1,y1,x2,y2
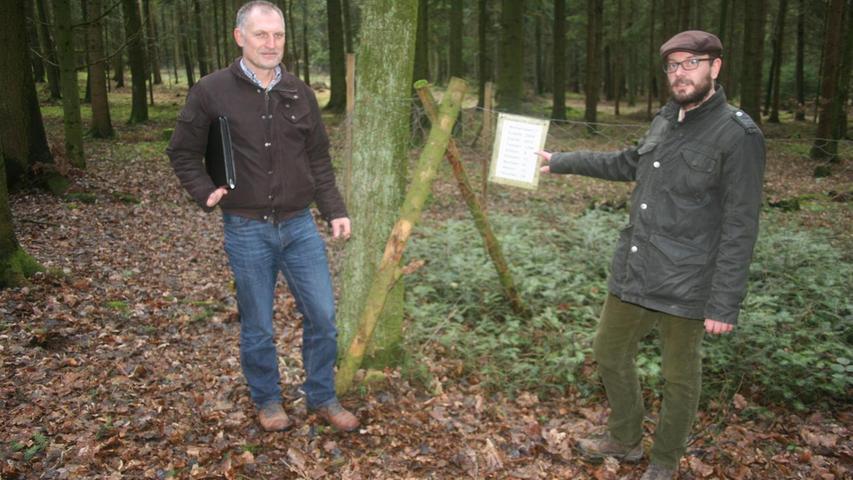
[
  {"x1": 795, "y1": 0, "x2": 806, "y2": 120},
  {"x1": 178, "y1": 3, "x2": 195, "y2": 87},
  {"x1": 192, "y1": 0, "x2": 208, "y2": 78},
  {"x1": 0, "y1": 0, "x2": 56, "y2": 188},
  {"x1": 302, "y1": 0, "x2": 310, "y2": 85},
  {"x1": 477, "y1": 0, "x2": 490, "y2": 107},
  {"x1": 449, "y1": 0, "x2": 463, "y2": 79},
  {"x1": 552, "y1": 0, "x2": 567, "y2": 120},
  {"x1": 739, "y1": 0, "x2": 766, "y2": 123},
  {"x1": 111, "y1": 8, "x2": 126, "y2": 88},
  {"x1": 342, "y1": 0, "x2": 353, "y2": 53},
  {"x1": 325, "y1": 0, "x2": 346, "y2": 111},
  {"x1": 498, "y1": 0, "x2": 524, "y2": 112},
  {"x1": 836, "y1": 0, "x2": 853, "y2": 138},
  {"x1": 585, "y1": 0, "x2": 602, "y2": 129},
  {"x1": 336, "y1": 78, "x2": 466, "y2": 394},
  {"x1": 810, "y1": 0, "x2": 846, "y2": 160},
  {"x1": 52, "y1": 0, "x2": 86, "y2": 168},
  {"x1": 87, "y1": 0, "x2": 113, "y2": 138},
  {"x1": 535, "y1": 13, "x2": 544, "y2": 95},
  {"x1": 414, "y1": 0, "x2": 429, "y2": 83},
  {"x1": 212, "y1": 0, "x2": 222, "y2": 69},
  {"x1": 337, "y1": 0, "x2": 419, "y2": 371},
  {"x1": 123, "y1": 0, "x2": 149, "y2": 123},
  {"x1": 614, "y1": 0, "x2": 623, "y2": 115},
  {"x1": 26, "y1": 0, "x2": 46, "y2": 83},
  {"x1": 144, "y1": 0, "x2": 163, "y2": 84},
  {"x1": 768, "y1": 0, "x2": 788, "y2": 123},
  {"x1": 35, "y1": 0, "x2": 62, "y2": 99},
  {"x1": 647, "y1": 0, "x2": 657, "y2": 118}
]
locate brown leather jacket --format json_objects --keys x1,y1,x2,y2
[{"x1": 167, "y1": 60, "x2": 347, "y2": 223}]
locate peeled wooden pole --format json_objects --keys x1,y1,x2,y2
[
  {"x1": 336, "y1": 77, "x2": 467, "y2": 394},
  {"x1": 416, "y1": 85, "x2": 529, "y2": 317}
]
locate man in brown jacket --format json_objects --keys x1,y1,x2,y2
[{"x1": 167, "y1": 0, "x2": 358, "y2": 432}]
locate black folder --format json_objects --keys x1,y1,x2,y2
[{"x1": 205, "y1": 116, "x2": 236, "y2": 189}]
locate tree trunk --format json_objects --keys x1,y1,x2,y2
[
  {"x1": 585, "y1": 0, "x2": 602, "y2": 130},
  {"x1": 795, "y1": 0, "x2": 806, "y2": 120},
  {"x1": 143, "y1": 0, "x2": 162, "y2": 84},
  {"x1": 535, "y1": 13, "x2": 544, "y2": 95},
  {"x1": 87, "y1": 0, "x2": 113, "y2": 138},
  {"x1": 26, "y1": 0, "x2": 46, "y2": 83},
  {"x1": 449, "y1": 0, "x2": 463, "y2": 79},
  {"x1": 302, "y1": 0, "x2": 310, "y2": 85},
  {"x1": 768, "y1": 0, "x2": 788, "y2": 123},
  {"x1": 0, "y1": 150, "x2": 42, "y2": 288},
  {"x1": 178, "y1": 3, "x2": 195, "y2": 87},
  {"x1": 614, "y1": 0, "x2": 623, "y2": 115},
  {"x1": 835, "y1": 0, "x2": 853, "y2": 139},
  {"x1": 342, "y1": 0, "x2": 354, "y2": 53},
  {"x1": 414, "y1": 0, "x2": 429, "y2": 84},
  {"x1": 0, "y1": 0, "x2": 56, "y2": 188},
  {"x1": 498, "y1": 0, "x2": 524, "y2": 112},
  {"x1": 336, "y1": 77, "x2": 467, "y2": 395},
  {"x1": 325, "y1": 0, "x2": 346, "y2": 111},
  {"x1": 552, "y1": 0, "x2": 566, "y2": 120},
  {"x1": 52, "y1": 0, "x2": 86, "y2": 168},
  {"x1": 810, "y1": 0, "x2": 846, "y2": 160},
  {"x1": 647, "y1": 0, "x2": 657, "y2": 118},
  {"x1": 35, "y1": 0, "x2": 62, "y2": 99},
  {"x1": 123, "y1": 0, "x2": 149, "y2": 123},
  {"x1": 192, "y1": 0, "x2": 208, "y2": 78},
  {"x1": 337, "y1": 0, "x2": 419, "y2": 372},
  {"x1": 212, "y1": 0, "x2": 222, "y2": 69},
  {"x1": 739, "y1": 0, "x2": 766, "y2": 124},
  {"x1": 477, "y1": 0, "x2": 491, "y2": 108},
  {"x1": 111, "y1": 7, "x2": 125, "y2": 88}
]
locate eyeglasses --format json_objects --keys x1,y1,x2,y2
[{"x1": 663, "y1": 57, "x2": 714, "y2": 73}]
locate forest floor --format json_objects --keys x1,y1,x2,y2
[{"x1": 1, "y1": 83, "x2": 851, "y2": 479}]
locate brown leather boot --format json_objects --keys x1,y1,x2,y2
[
  {"x1": 576, "y1": 432, "x2": 643, "y2": 462},
  {"x1": 314, "y1": 401, "x2": 359, "y2": 432},
  {"x1": 258, "y1": 402, "x2": 292, "y2": 432}
]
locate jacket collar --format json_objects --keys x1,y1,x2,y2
[
  {"x1": 662, "y1": 85, "x2": 728, "y2": 123},
  {"x1": 229, "y1": 58, "x2": 300, "y2": 94}
]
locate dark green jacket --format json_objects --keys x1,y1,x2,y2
[{"x1": 550, "y1": 87, "x2": 765, "y2": 324}]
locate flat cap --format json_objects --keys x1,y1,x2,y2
[{"x1": 660, "y1": 30, "x2": 723, "y2": 58}]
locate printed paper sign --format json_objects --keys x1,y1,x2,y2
[{"x1": 489, "y1": 113, "x2": 550, "y2": 190}]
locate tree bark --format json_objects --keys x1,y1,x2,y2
[
  {"x1": 614, "y1": 0, "x2": 623, "y2": 115},
  {"x1": 337, "y1": 0, "x2": 419, "y2": 372},
  {"x1": 739, "y1": 0, "x2": 766, "y2": 124},
  {"x1": 192, "y1": 0, "x2": 208, "y2": 78},
  {"x1": 810, "y1": 0, "x2": 846, "y2": 160},
  {"x1": 498, "y1": 0, "x2": 524, "y2": 112},
  {"x1": 111, "y1": 6, "x2": 125, "y2": 88},
  {"x1": 35, "y1": 0, "x2": 62, "y2": 99},
  {"x1": 178, "y1": 2, "x2": 195, "y2": 87},
  {"x1": 87, "y1": 0, "x2": 114, "y2": 138},
  {"x1": 52, "y1": 0, "x2": 86, "y2": 168},
  {"x1": 449, "y1": 0, "x2": 464, "y2": 79},
  {"x1": 325, "y1": 0, "x2": 346, "y2": 111},
  {"x1": 144, "y1": 0, "x2": 163, "y2": 84},
  {"x1": 414, "y1": 0, "x2": 429, "y2": 83},
  {"x1": 336, "y1": 77, "x2": 467, "y2": 395},
  {"x1": 795, "y1": 0, "x2": 806, "y2": 120},
  {"x1": 342, "y1": 0, "x2": 353, "y2": 53},
  {"x1": 584, "y1": 0, "x2": 602, "y2": 130},
  {"x1": 552, "y1": 0, "x2": 566, "y2": 120},
  {"x1": 0, "y1": 150, "x2": 42, "y2": 288},
  {"x1": 768, "y1": 0, "x2": 788, "y2": 123},
  {"x1": 122, "y1": 0, "x2": 149, "y2": 123},
  {"x1": 0, "y1": 0, "x2": 56, "y2": 188},
  {"x1": 477, "y1": 0, "x2": 490, "y2": 108},
  {"x1": 835, "y1": 0, "x2": 853, "y2": 139},
  {"x1": 418, "y1": 86, "x2": 529, "y2": 316},
  {"x1": 302, "y1": 0, "x2": 310, "y2": 85},
  {"x1": 26, "y1": 0, "x2": 46, "y2": 83}
]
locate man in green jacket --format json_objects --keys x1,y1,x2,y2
[{"x1": 537, "y1": 31, "x2": 765, "y2": 479}]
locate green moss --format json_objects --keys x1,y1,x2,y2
[{"x1": 0, "y1": 248, "x2": 43, "y2": 288}]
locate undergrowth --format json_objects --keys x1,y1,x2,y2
[{"x1": 404, "y1": 207, "x2": 852, "y2": 410}]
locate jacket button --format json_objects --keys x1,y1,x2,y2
[
  {"x1": 268, "y1": 194, "x2": 273, "y2": 200},
  {"x1": 653, "y1": 161, "x2": 661, "y2": 168},
  {"x1": 291, "y1": 115, "x2": 296, "y2": 120},
  {"x1": 257, "y1": 89, "x2": 261, "y2": 94},
  {"x1": 294, "y1": 95, "x2": 299, "y2": 99},
  {"x1": 630, "y1": 245, "x2": 638, "y2": 253},
  {"x1": 267, "y1": 170, "x2": 273, "y2": 175},
  {"x1": 286, "y1": 104, "x2": 291, "y2": 108},
  {"x1": 264, "y1": 142, "x2": 271, "y2": 147},
  {"x1": 640, "y1": 203, "x2": 648, "y2": 210}
]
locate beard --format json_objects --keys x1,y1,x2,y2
[{"x1": 670, "y1": 74, "x2": 714, "y2": 107}]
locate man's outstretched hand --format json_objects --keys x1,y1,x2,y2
[
  {"x1": 331, "y1": 217, "x2": 351, "y2": 240},
  {"x1": 536, "y1": 150, "x2": 552, "y2": 173}
]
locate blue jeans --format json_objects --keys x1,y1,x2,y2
[{"x1": 223, "y1": 209, "x2": 338, "y2": 409}]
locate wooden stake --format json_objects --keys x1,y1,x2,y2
[{"x1": 335, "y1": 77, "x2": 468, "y2": 395}]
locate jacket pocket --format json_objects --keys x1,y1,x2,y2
[
  {"x1": 676, "y1": 146, "x2": 719, "y2": 197},
  {"x1": 610, "y1": 224, "x2": 634, "y2": 285},
  {"x1": 643, "y1": 233, "x2": 709, "y2": 302}
]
